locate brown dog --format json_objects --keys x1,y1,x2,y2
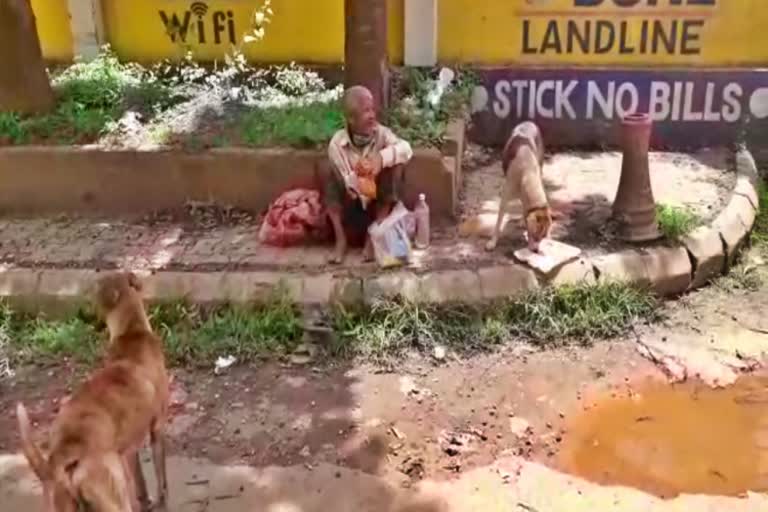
[
  {"x1": 17, "y1": 271, "x2": 170, "y2": 512},
  {"x1": 485, "y1": 121, "x2": 552, "y2": 253}
]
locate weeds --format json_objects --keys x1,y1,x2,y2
[
  {"x1": 332, "y1": 282, "x2": 659, "y2": 363},
  {"x1": 0, "y1": 48, "x2": 472, "y2": 149},
  {"x1": 712, "y1": 180, "x2": 768, "y2": 292},
  {"x1": 239, "y1": 100, "x2": 343, "y2": 148},
  {"x1": 387, "y1": 67, "x2": 478, "y2": 147},
  {"x1": 656, "y1": 203, "x2": 701, "y2": 240},
  {"x1": 0, "y1": 47, "x2": 179, "y2": 145},
  {"x1": 150, "y1": 297, "x2": 303, "y2": 366},
  {"x1": 9, "y1": 312, "x2": 101, "y2": 365},
  {"x1": 752, "y1": 182, "x2": 768, "y2": 250},
  {"x1": 0, "y1": 281, "x2": 657, "y2": 369}
]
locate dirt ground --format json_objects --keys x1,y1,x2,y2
[
  {"x1": 456, "y1": 146, "x2": 734, "y2": 257},
  {"x1": 2, "y1": 247, "x2": 768, "y2": 510}
]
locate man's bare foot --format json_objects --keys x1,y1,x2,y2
[
  {"x1": 362, "y1": 239, "x2": 375, "y2": 262},
  {"x1": 328, "y1": 241, "x2": 346, "y2": 264}
]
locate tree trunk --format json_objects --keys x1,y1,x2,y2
[
  {"x1": 344, "y1": 0, "x2": 389, "y2": 115},
  {"x1": 0, "y1": 0, "x2": 54, "y2": 114}
]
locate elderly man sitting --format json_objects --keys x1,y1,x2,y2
[{"x1": 322, "y1": 86, "x2": 413, "y2": 264}]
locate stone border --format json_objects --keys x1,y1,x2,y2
[
  {"x1": 0, "y1": 147, "x2": 759, "y2": 311},
  {"x1": 0, "y1": 120, "x2": 465, "y2": 222}
]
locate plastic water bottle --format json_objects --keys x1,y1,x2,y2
[{"x1": 414, "y1": 193, "x2": 430, "y2": 249}]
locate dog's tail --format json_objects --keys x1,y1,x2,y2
[{"x1": 16, "y1": 403, "x2": 50, "y2": 481}]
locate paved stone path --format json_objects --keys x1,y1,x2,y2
[{"x1": 0, "y1": 149, "x2": 735, "y2": 278}]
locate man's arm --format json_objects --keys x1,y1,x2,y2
[
  {"x1": 328, "y1": 133, "x2": 356, "y2": 188},
  {"x1": 379, "y1": 127, "x2": 413, "y2": 168}
]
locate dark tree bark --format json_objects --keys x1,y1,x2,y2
[
  {"x1": 344, "y1": 0, "x2": 389, "y2": 115},
  {"x1": 0, "y1": 0, "x2": 54, "y2": 114}
]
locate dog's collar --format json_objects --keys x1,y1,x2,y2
[{"x1": 525, "y1": 205, "x2": 548, "y2": 217}]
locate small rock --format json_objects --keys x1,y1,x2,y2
[
  {"x1": 290, "y1": 354, "x2": 314, "y2": 365},
  {"x1": 390, "y1": 426, "x2": 406, "y2": 440},
  {"x1": 509, "y1": 417, "x2": 532, "y2": 437},
  {"x1": 299, "y1": 445, "x2": 311, "y2": 458},
  {"x1": 433, "y1": 345, "x2": 447, "y2": 361}
]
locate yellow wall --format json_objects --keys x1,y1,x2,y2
[
  {"x1": 31, "y1": 0, "x2": 74, "y2": 62},
  {"x1": 438, "y1": 0, "x2": 768, "y2": 67},
  {"x1": 31, "y1": 0, "x2": 768, "y2": 67},
  {"x1": 101, "y1": 0, "x2": 403, "y2": 64}
]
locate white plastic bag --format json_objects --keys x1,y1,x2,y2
[{"x1": 368, "y1": 202, "x2": 412, "y2": 268}]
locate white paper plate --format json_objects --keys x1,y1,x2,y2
[{"x1": 513, "y1": 239, "x2": 582, "y2": 274}]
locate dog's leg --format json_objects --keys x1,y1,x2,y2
[
  {"x1": 149, "y1": 422, "x2": 168, "y2": 510},
  {"x1": 120, "y1": 455, "x2": 141, "y2": 512},
  {"x1": 486, "y1": 177, "x2": 512, "y2": 251},
  {"x1": 127, "y1": 450, "x2": 149, "y2": 511}
]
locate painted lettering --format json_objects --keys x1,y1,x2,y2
[
  {"x1": 557, "y1": 80, "x2": 579, "y2": 119},
  {"x1": 722, "y1": 83, "x2": 743, "y2": 123},
  {"x1": 159, "y1": 4, "x2": 237, "y2": 45},
  {"x1": 682, "y1": 82, "x2": 703, "y2": 121},
  {"x1": 511, "y1": 81, "x2": 528, "y2": 117},
  {"x1": 587, "y1": 81, "x2": 614, "y2": 119},
  {"x1": 703, "y1": 82, "x2": 720, "y2": 122},
  {"x1": 493, "y1": 81, "x2": 511, "y2": 118},
  {"x1": 616, "y1": 82, "x2": 640, "y2": 118},
  {"x1": 649, "y1": 82, "x2": 672, "y2": 121},
  {"x1": 574, "y1": 0, "x2": 716, "y2": 6},
  {"x1": 536, "y1": 80, "x2": 556, "y2": 118}
]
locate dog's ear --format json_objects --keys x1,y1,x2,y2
[{"x1": 127, "y1": 272, "x2": 143, "y2": 292}]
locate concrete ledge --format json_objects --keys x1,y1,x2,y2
[
  {"x1": 0, "y1": 146, "x2": 759, "y2": 309},
  {"x1": 683, "y1": 226, "x2": 726, "y2": 289},
  {"x1": 0, "y1": 139, "x2": 464, "y2": 221}
]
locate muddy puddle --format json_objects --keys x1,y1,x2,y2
[{"x1": 557, "y1": 375, "x2": 768, "y2": 498}]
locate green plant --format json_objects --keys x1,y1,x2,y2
[
  {"x1": 331, "y1": 282, "x2": 659, "y2": 362},
  {"x1": 656, "y1": 203, "x2": 701, "y2": 240},
  {"x1": 752, "y1": 182, "x2": 768, "y2": 249},
  {"x1": 387, "y1": 67, "x2": 478, "y2": 147},
  {"x1": 501, "y1": 282, "x2": 659, "y2": 342},
  {"x1": 11, "y1": 314, "x2": 101, "y2": 364},
  {"x1": 150, "y1": 296, "x2": 302, "y2": 366},
  {"x1": 0, "y1": 47, "x2": 179, "y2": 146},
  {"x1": 239, "y1": 100, "x2": 343, "y2": 148},
  {"x1": 0, "y1": 112, "x2": 27, "y2": 144}
]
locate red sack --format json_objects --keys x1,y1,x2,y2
[{"x1": 259, "y1": 189, "x2": 329, "y2": 247}]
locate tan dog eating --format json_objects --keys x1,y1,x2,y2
[
  {"x1": 17, "y1": 271, "x2": 170, "y2": 512},
  {"x1": 486, "y1": 121, "x2": 552, "y2": 253}
]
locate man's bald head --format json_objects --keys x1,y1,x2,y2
[
  {"x1": 342, "y1": 86, "x2": 377, "y2": 137},
  {"x1": 342, "y1": 86, "x2": 373, "y2": 116}
]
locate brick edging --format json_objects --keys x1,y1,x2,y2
[{"x1": 0, "y1": 149, "x2": 759, "y2": 310}]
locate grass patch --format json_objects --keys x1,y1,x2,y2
[
  {"x1": 238, "y1": 101, "x2": 343, "y2": 148},
  {"x1": 1, "y1": 295, "x2": 302, "y2": 367},
  {"x1": 0, "y1": 48, "x2": 180, "y2": 145},
  {"x1": 0, "y1": 282, "x2": 658, "y2": 368},
  {"x1": 656, "y1": 203, "x2": 701, "y2": 240},
  {"x1": 332, "y1": 282, "x2": 659, "y2": 363},
  {"x1": 150, "y1": 297, "x2": 303, "y2": 366},
  {"x1": 7, "y1": 310, "x2": 101, "y2": 365}
]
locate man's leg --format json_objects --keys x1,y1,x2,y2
[
  {"x1": 319, "y1": 161, "x2": 348, "y2": 264},
  {"x1": 364, "y1": 164, "x2": 405, "y2": 261}
]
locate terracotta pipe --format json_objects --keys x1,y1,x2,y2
[{"x1": 612, "y1": 113, "x2": 661, "y2": 242}]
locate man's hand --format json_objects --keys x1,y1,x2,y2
[{"x1": 366, "y1": 153, "x2": 383, "y2": 177}]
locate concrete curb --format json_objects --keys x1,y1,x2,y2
[{"x1": 0, "y1": 148, "x2": 760, "y2": 310}]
